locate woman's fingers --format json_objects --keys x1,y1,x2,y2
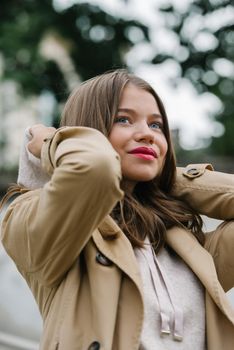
[{"x1": 28, "y1": 124, "x2": 56, "y2": 158}]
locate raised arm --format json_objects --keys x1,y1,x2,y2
[
  {"x1": 1, "y1": 126, "x2": 123, "y2": 286},
  {"x1": 173, "y1": 163, "x2": 234, "y2": 291}
]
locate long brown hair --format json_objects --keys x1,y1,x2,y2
[{"x1": 62, "y1": 69, "x2": 204, "y2": 251}]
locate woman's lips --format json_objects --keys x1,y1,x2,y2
[
  {"x1": 128, "y1": 147, "x2": 157, "y2": 160},
  {"x1": 130, "y1": 153, "x2": 155, "y2": 160}
]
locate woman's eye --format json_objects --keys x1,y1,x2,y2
[
  {"x1": 149, "y1": 121, "x2": 163, "y2": 130},
  {"x1": 115, "y1": 117, "x2": 130, "y2": 124}
]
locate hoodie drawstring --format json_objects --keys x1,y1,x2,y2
[{"x1": 139, "y1": 239, "x2": 184, "y2": 341}]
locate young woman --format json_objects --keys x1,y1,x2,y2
[{"x1": 1, "y1": 70, "x2": 234, "y2": 350}]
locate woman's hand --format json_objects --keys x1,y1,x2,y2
[{"x1": 28, "y1": 124, "x2": 56, "y2": 158}]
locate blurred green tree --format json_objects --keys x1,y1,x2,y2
[
  {"x1": 0, "y1": 0, "x2": 149, "y2": 122},
  {"x1": 0, "y1": 0, "x2": 233, "y2": 157},
  {"x1": 153, "y1": 0, "x2": 234, "y2": 156}
]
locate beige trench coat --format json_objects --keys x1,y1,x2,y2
[{"x1": 1, "y1": 127, "x2": 234, "y2": 350}]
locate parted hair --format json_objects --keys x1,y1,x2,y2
[{"x1": 61, "y1": 69, "x2": 204, "y2": 251}]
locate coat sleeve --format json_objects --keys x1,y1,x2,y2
[
  {"x1": 173, "y1": 163, "x2": 234, "y2": 220},
  {"x1": 1, "y1": 127, "x2": 123, "y2": 286},
  {"x1": 173, "y1": 163, "x2": 234, "y2": 291}
]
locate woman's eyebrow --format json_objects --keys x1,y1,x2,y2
[
  {"x1": 117, "y1": 108, "x2": 163, "y2": 120},
  {"x1": 117, "y1": 108, "x2": 134, "y2": 113},
  {"x1": 152, "y1": 113, "x2": 163, "y2": 120}
]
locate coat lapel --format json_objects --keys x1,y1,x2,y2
[
  {"x1": 93, "y1": 215, "x2": 143, "y2": 295},
  {"x1": 166, "y1": 226, "x2": 234, "y2": 324}
]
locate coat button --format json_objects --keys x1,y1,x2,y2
[
  {"x1": 96, "y1": 252, "x2": 113, "y2": 266},
  {"x1": 186, "y1": 168, "x2": 200, "y2": 176},
  {"x1": 88, "y1": 341, "x2": 100, "y2": 350}
]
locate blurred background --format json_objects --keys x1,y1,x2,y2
[{"x1": 0, "y1": 0, "x2": 233, "y2": 348}]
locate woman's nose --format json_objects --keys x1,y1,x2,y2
[{"x1": 134, "y1": 123, "x2": 155, "y2": 144}]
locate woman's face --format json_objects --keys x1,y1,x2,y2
[{"x1": 109, "y1": 83, "x2": 168, "y2": 191}]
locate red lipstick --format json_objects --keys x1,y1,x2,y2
[{"x1": 128, "y1": 147, "x2": 157, "y2": 160}]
